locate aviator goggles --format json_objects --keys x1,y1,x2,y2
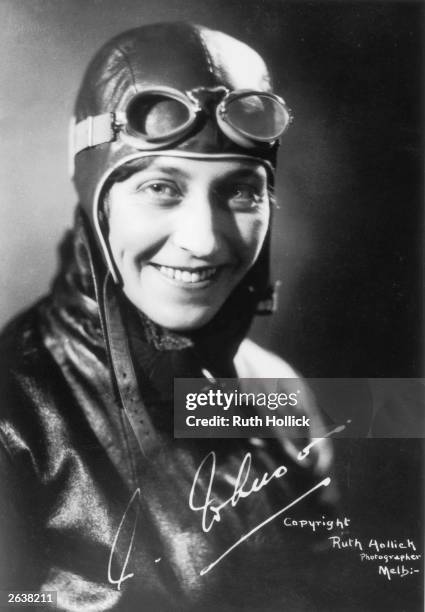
[{"x1": 72, "y1": 86, "x2": 291, "y2": 156}]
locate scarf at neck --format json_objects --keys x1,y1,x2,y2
[{"x1": 51, "y1": 207, "x2": 260, "y2": 436}]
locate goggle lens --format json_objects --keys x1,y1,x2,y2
[
  {"x1": 224, "y1": 94, "x2": 289, "y2": 141},
  {"x1": 127, "y1": 93, "x2": 193, "y2": 141}
]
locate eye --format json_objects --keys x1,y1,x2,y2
[
  {"x1": 222, "y1": 183, "x2": 266, "y2": 211},
  {"x1": 136, "y1": 180, "x2": 182, "y2": 205}
]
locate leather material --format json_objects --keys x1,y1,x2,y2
[{"x1": 0, "y1": 213, "x2": 336, "y2": 611}]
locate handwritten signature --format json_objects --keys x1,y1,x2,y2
[
  {"x1": 189, "y1": 449, "x2": 330, "y2": 575},
  {"x1": 189, "y1": 451, "x2": 288, "y2": 533},
  {"x1": 107, "y1": 488, "x2": 141, "y2": 591},
  {"x1": 108, "y1": 422, "x2": 348, "y2": 585}
]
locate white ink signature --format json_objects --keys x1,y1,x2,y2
[
  {"x1": 108, "y1": 421, "x2": 350, "y2": 584},
  {"x1": 189, "y1": 451, "x2": 288, "y2": 533},
  {"x1": 190, "y1": 421, "x2": 351, "y2": 575},
  {"x1": 189, "y1": 450, "x2": 330, "y2": 575},
  {"x1": 107, "y1": 488, "x2": 141, "y2": 590},
  {"x1": 297, "y1": 420, "x2": 351, "y2": 461}
]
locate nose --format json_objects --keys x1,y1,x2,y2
[{"x1": 171, "y1": 192, "x2": 223, "y2": 258}]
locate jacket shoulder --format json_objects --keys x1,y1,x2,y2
[
  {"x1": 234, "y1": 338, "x2": 299, "y2": 378},
  {"x1": 0, "y1": 302, "x2": 47, "y2": 372},
  {"x1": 0, "y1": 300, "x2": 58, "y2": 432}
]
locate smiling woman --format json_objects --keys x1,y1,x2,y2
[
  {"x1": 0, "y1": 21, "x2": 335, "y2": 612},
  {"x1": 106, "y1": 157, "x2": 270, "y2": 330}
]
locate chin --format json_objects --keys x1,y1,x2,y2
[
  {"x1": 123, "y1": 282, "x2": 228, "y2": 331},
  {"x1": 143, "y1": 306, "x2": 219, "y2": 332}
]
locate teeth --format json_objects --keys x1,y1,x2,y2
[{"x1": 157, "y1": 266, "x2": 217, "y2": 283}]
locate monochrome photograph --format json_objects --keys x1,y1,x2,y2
[{"x1": 0, "y1": 1, "x2": 423, "y2": 610}]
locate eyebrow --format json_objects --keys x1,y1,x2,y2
[
  {"x1": 219, "y1": 167, "x2": 267, "y2": 181},
  {"x1": 144, "y1": 162, "x2": 191, "y2": 180}
]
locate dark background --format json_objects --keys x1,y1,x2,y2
[
  {"x1": 0, "y1": 0, "x2": 423, "y2": 378},
  {"x1": 0, "y1": 2, "x2": 423, "y2": 610},
  {"x1": 247, "y1": 1, "x2": 424, "y2": 378}
]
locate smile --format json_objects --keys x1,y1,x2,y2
[{"x1": 151, "y1": 264, "x2": 219, "y2": 284}]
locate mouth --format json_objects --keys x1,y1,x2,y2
[{"x1": 149, "y1": 264, "x2": 222, "y2": 285}]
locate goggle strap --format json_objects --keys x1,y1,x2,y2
[{"x1": 73, "y1": 113, "x2": 116, "y2": 156}]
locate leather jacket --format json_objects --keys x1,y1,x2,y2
[{"x1": 0, "y1": 212, "x2": 335, "y2": 611}]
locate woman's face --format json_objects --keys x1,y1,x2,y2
[{"x1": 107, "y1": 156, "x2": 270, "y2": 331}]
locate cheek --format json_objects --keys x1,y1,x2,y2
[
  {"x1": 108, "y1": 210, "x2": 166, "y2": 266},
  {"x1": 233, "y1": 208, "x2": 270, "y2": 264}
]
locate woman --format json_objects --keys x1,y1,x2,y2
[{"x1": 0, "y1": 23, "x2": 334, "y2": 611}]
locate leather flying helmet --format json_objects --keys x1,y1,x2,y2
[{"x1": 71, "y1": 22, "x2": 290, "y2": 312}]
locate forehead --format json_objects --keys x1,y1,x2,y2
[{"x1": 120, "y1": 155, "x2": 269, "y2": 182}]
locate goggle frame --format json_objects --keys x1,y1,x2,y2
[{"x1": 72, "y1": 86, "x2": 292, "y2": 157}]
